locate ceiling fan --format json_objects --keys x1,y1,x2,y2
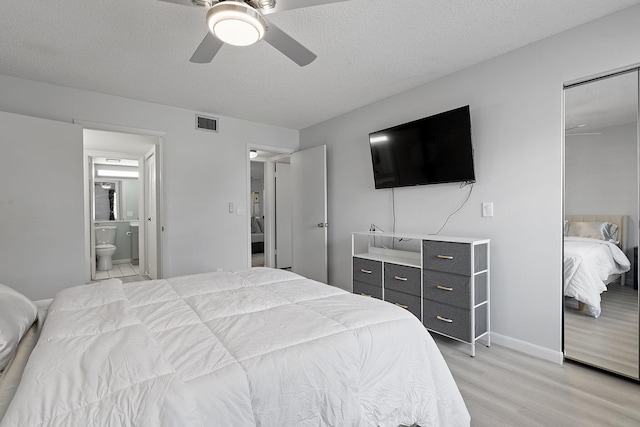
[{"x1": 159, "y1": 0, "x2": 348, "y2": 66}]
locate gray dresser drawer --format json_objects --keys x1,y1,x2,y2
[
  {"x1": 422, "y1": 241, "x2": 470, "y2": 275},
  {"x1": 423, "y1": 270, "x2": 470, "y2": 308},
  {"x1": 384, "y1": 263, "x2": 421, "y2": 297},
  {"x1": 353, "y1": 280, "x2": 382, "y2": 299},
  {"x1": 384, "y1": 288, "x2": 421, "y2": 319},
  {"x1": 352, "y1": 231, "x2": 489, "y2": 356},
  {"x1": 353, "y1": 257, "x2": 382, "y2": 286},
  {"x1": 422, "y1": 300, "x2": 471, "y2": 342}
]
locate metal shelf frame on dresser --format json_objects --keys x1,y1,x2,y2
[{"x1": 351, "y1": 231, "x2": 490, "y2": 357}]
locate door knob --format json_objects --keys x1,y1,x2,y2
[{"x1": 317, "y1": 223, "x2": 328, "y2": 228}]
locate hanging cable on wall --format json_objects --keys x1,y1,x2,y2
[{"x1": 431, "y1": 182, "x2": 474, "y2": 235}]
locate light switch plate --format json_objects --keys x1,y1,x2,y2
[{"x1": 482, "y1": 202, "x2": 494, "y2": 217}]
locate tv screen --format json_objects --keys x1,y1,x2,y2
[{"x1": 369, "y1": 106, "x2": 475, "y2": 189}]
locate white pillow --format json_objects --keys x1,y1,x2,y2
[
  {"x1": 567, "y1": 221, "x2": 619, "y2": 241},
  {"x1": 0, "y1": 283, "x2": 38, "y2": 371}
]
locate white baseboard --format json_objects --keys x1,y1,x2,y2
[{"x1": 491, "y1": 332, "x2": 564, "y2": 365}]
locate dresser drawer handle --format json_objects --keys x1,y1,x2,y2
[
  {"x1": 436, "y1": 255, "x2": 454, "y2": 260},
  {"x1": 436, "y1": 285, "x2": 454, "y2": 291},
  {"x1": 394, "y1": 303, "x2": 409, "y2": 309},
  {"x1": 436, "y1": 315, "x2": 453, "y2": 323},
  {"x1": 394, "y1": 276, "x2": 408, "y2": 281},
  {"x1": 360, "y1": 269, "x2": 372, "y2": 274},
  {"x1": 359, "y1": 293, "x2": 372, "y2": 297}
]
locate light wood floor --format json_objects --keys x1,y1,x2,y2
[
  {"x1": 564, "y1": 283, "x2": 639, "y2": 378},
  {"x1": 435, "y1": 335, "x2": 640, "y2": 426},
  {"x1": 252, "y1": 252, "x2": 265, "y2": 267}
]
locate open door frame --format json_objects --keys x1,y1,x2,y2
[
  {"x1": 246, "y1": 144, "x2": 293, "y2": 269},
  {"x1": 78, "y1": 120, "x2": 166, "y2": 282},
  {"x1": 246, "y1": 144, "x2": 328, "y2": 284}
]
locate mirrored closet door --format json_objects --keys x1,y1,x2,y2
[{"x1": 564, "y1": 70, "x2": 639, "y2": 379}]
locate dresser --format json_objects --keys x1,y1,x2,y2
[{"x1": 352, "y1": 231, "x2": 490, "y2": 356}]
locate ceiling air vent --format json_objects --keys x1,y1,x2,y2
[{"x1": 195, "y1": 114, "x2": 218, "y2": 132}]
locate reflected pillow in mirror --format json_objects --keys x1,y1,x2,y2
[
  {"x1": 567, "y1": 221, "x2": 619, "y2": 241},
  {"x1": 0, "y1": 283, "x2": 37, "y2": 371}
]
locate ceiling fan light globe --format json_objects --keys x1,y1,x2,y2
[
  {"x1": 213, "y1": 19, "x2": 262, "y2": 46},
  {"x1": 207, "y1": 2, "x2": 266, "y2": 47}
]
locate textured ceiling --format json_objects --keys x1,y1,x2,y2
[
  {"x1": 1, "y1": 0, "x2": 640, "y2": 130},
  {"x1": 565, "y1": 71, "x2": 639, "y2": 133}
]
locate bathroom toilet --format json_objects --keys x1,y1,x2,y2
[{"x1": 95, "y1": 226, "x2": 117, "y2": 271}]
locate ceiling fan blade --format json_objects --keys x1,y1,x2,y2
[
  {"x1": 260, "y1": 0, "x2": 349, "y2": 15},
  {"x1": 190, "y1": 32, "x2": 224, "y2": 63},
  {"x1": 157, "y1": 0, "x2": 197, "y2": 6},
  {"x1": 263, "y1": 21, "x2": 316, "y2": 66}
]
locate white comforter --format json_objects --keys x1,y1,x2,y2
[
  {"x1": 564, "y1": 237, "x2": 631, "y2": 317},
  {"x1": 1, "y1": 268, "x2": 469, "y2": 427}
]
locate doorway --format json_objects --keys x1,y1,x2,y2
[
  {"x1": 249, "y1": 148, "x2": 293, "y2": 269},
  {"x1": 82, "y1": 125, "x2": 164, "y2": 283},
  {"x1": 250, "y1": 159, "x2": 267, "y2": 267},
  {"x1": 247, "y1": 145, "x2": 328, "y2": 283}
]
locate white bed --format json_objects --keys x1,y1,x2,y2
[
  {"x1": 0, "y1": 268, "x2": 469, "y2": 427},
  {"x1": 564, "y1": 215, "x2": 632, "y2": 317}
]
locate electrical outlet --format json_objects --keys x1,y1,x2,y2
[
  {"x1": 482, "y1": 202, "x2": 494, "y2": 217},
  {"x1": 228, "y1": 202, "x2": 234, "y2": 213}
]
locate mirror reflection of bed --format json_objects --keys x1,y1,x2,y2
[
  {"x1": 251, "y1": 160, "x2": 266, "y2": 267},
  {"x1": 251, "y1": 213, "x2": 265, "y2": 267},
  {"x1": 563, "y1": 69, "x2": 639, "y2": 379},
  {"x1": 563, "y1": 215, "x2": 638, "y2": 377}
]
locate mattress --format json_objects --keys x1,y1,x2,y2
[
  {"x1": 0, "y1": 268, "x2": 469, "y2": 426},
  {"x1": 564, "y1": 237, "x2": 631, "y2": 317}
]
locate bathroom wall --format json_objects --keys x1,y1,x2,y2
[{"x1": 122, "y1": 179, "x2": 139, "y2": 221}]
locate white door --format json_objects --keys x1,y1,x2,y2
[
  {"x1": 275, "y1": 163, "x2": 292, "y2": 268},
  {"x1": 145, "y1": 148, "x2": 158, "y2": 279},
  {"x1": 291, "y1": 145, "x2": 328, "y2": 283}
]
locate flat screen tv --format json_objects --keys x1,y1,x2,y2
[{"x1": 369, "y1": 105, "x2": 475, "y2": 189}]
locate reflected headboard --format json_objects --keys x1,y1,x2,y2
[{"x1": 564, "y1": 214, "x2": 628, "y2": 252}]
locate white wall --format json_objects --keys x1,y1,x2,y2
[
  {"x1": 299, "y1": 5, "x2": 640, "y2": 359},
  {"x1": 0, "y1": 75, "x2": 298, "y2": 298},
  {"x1": 0, "y1": 111, "x2": 85, "y2": 300}
]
